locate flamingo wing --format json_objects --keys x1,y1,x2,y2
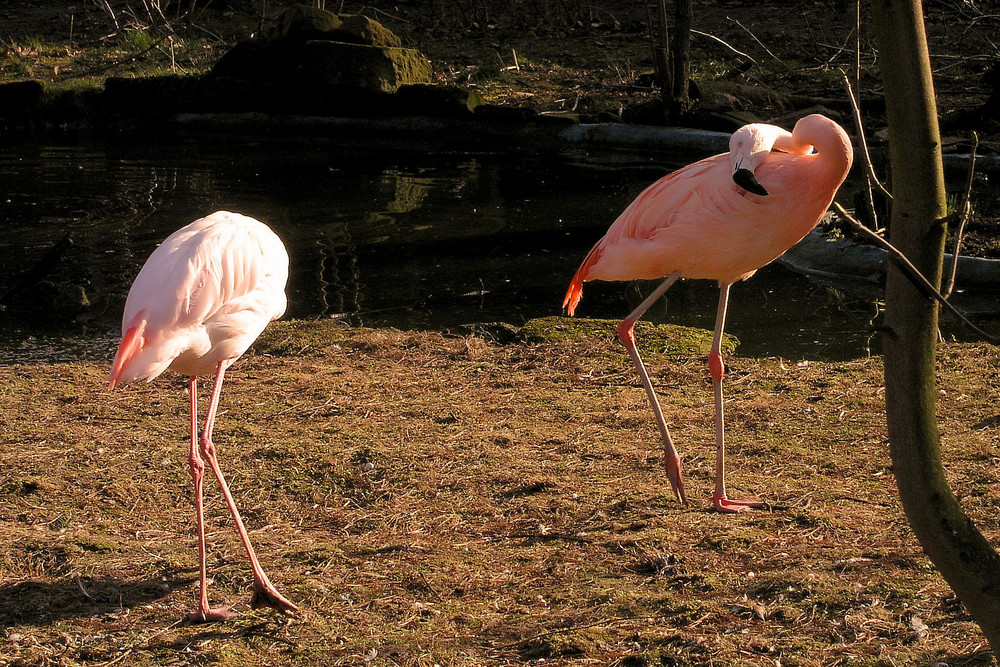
[
  {"x1": 109, "y1": 212, "x2": 288, "y2": 387},
  {"x1": 564, "y1": 127, "x2": 851, "y2": 317},
  {"x1": 563, "y1": 156, "x2": 733, "y2": 314}
]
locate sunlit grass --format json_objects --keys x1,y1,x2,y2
[{"x1": 1, "y1": 31, "x2": 221, "y2": 86}]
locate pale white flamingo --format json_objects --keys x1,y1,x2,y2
[
  {"x1": 564, "y1": 114, "x2": 853, "y2": 512},
  {"x1": 109, "y1": 210, "x2": 298, "y2": 621}
]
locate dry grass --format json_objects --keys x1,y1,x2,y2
[{"x1": 1, "y1": 319, "x2": 998, "y2": 666}]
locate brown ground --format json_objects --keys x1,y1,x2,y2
[{"x1": 1, "y1": 320, "x2": 999, "y2": 665}]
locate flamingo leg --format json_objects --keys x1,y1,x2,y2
[
  {"x1": 187, "y1": 376, "x2": 235, "y2": 622},
  {"x1": 617, "y1": 272, "x2": 687, "y2": 505},
  {"x1": 188, "y1": 362, "x2": 298, "y2": 622},
  {"x1": 710, "y1": 283, "x2": 765, "y2": 513}
]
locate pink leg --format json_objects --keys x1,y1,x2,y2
[
  {"x1": 618, "y1": 272, "x2": 686, "y2": 505},
  {"x1": 188, "y1": 362, "x2": 298, "y2": 623},
  {"x1": 187, "y1": 376, "x2": 236, "y2": 623},
  {"x1": 710, "y1": 284, "x2": 765, "y2": 513}
]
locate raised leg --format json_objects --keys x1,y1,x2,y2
[
  {"x1": 710, "y1": 284, "x2": 765, "y2": 513},
  {"x1": 198, "y1": 361, "x2": 299, "y2": 617},
  {"x1": 617, "y1": 272, "x2": 687, "y2": 505}
]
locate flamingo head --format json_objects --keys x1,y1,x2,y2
[{"x1": 728, "y1": 122, "x2": 794, "y2": 197}]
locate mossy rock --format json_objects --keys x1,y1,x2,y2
[
  {"x1": 297, "y1": 83, "x2": 395, "y2": 117},
  {"x1": 521, "y1": 316, "x2": 738, "y2": 358},
  {"x1": 210, "y1": 38, "x2": 301, "y2": 85},
  {"x1": 298, "y1": 42, "x2": 431, "y2": 92},
  {"x1": 270, "y1": 7, "x2": 401, "y2": 48},
  {"x1": 270, "y1": 6, "x2": 345, "y2": 40},
  {"x1": 336, "y1": 14, "x2": 402, "y2": 48},
  {"x1": 395, "y1": 83, "x2": 483, "y2": 118},
  {"x1": 213, "y1": 9, "x2": 412, "y2": 92}
]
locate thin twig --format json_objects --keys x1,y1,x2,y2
[
  {"x1": 75, "y1": 574, "x2": 93, "y2": 599},
  {"x1": 840, "y1": 71, "x2": 893, "y2": 204},
  {"x1": 139, "y1": 0, "x2": 157, "y2": 31},
  {"x1": 101, "y1": 0, "x2": 121, "y2": 31},
  {"x1": 942, "y1": 132, "x2": 979, "y2": 299},
  {"x1": 357, "y1": 5, "x2": 410, "y2": 23},
  {"x1": 690, "y1": 29, "x2": 757, "y2": 64},
  {"x1": 151, "y1": 0, "x2": 177, "y2": 34},
  {"x1": 728, "y1": 16, "x2": 788, "y2": 69},
  {"x1": 853, "y1": 0, "x2": 861, "y2": 92},
  {"x1": 96, "y1": 649, "x2": 133, "y2": 667},
  {"x1": 842, "y1": 91, "x2": 881, "y2": 233},
  {"x1": 832, "y1": 203, "x2": 999, "y2": 343}
]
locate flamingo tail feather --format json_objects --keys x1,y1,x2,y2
[
  {"x1": 108, "y1": 311, "x2": 148, "y2": 389},
  {"x1": 562, "y1": 243, "x2": 603, "y2": 316}
]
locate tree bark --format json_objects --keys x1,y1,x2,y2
[
  {"x1": 649, "y1": 0, "x2": 691, "y2": 123},
  {"x1": 669, "y1": 0, "x2": 692, "y2": 120},
  {"x1": 652, "y1": 0, "x2": 671, "y2": 117},
  {"x1": 871, "y1": 0, "x2": 1000, "y2": 649}
]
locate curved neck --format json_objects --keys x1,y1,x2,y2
[{"x1": 791, "y1": 116, "x2": 854, "y2": 184}]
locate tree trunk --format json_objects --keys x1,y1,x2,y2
[
  {"x1": 669, "y1": 0, "x2": 692, "y2": 120},
  {"x1": 649, "y1": 0, "x2": 691, "y2": 123},
  {"x1": 652, "y1": 0, "x2": 671, "y2": 118},
  {"x1": 871, "y1": 0, "x2": 1000, "y2": 650}
]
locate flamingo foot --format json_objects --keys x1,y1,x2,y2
[
  {"x1": 712, "y1": 494, "x2": 766, "y2": 514},
  {"x1": 187, "y1": 605, "x2": 238, "y2": 623},
  {"x1": 664, "y1": 455, "x2": 688, "y2": 506},
  {"x1": 250, "y1": 581, "x2": 299, "y2": 617}
]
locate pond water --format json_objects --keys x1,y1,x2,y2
[{"x1": 0, "y1": 131, "x2": 940, "y2": 365}]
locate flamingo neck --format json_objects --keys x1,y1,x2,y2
[{"x1": 791, "y1": 116, "x2": 854, "y2": 185}]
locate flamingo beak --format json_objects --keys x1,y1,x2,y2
[{"x1": 733, "y1": 168, "x2": 769, "y2": 196}]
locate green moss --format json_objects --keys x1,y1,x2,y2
[
  {"x1": 519, "y1": 627, "x2": 610, "y2": 660},
  {"x1": 121, "y1": 29, "x2": 154, "y2": 53},
  {"x1": 254, "y1": 319, "x2": 355, "y2": 356},
  {"x1": 75, "y1": 537, "x2": 117, "y2": 553},
  {"x1": 521, "y1": 316, "x2": 737, "y2": 358}
]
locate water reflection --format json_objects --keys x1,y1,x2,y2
[{"x1": 0, "y1": 135, "x2": 889, "y2": 364}]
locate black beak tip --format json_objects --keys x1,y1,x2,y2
[{"x1": 733, "y1": 168, "x2": 769, "y2": 196}]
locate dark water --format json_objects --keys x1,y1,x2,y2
[{"x1": 0, "y1": 134, "x2": 891, "y2": 364}]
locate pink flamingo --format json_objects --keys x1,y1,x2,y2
[
  {"x1": 109, "y1": 211, "x2": 298, "y2": 622},
  {"x1": 563, "y1": 114, "x2": 853, "y2": 512}
]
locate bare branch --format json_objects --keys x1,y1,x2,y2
[
  {"x1": 942, "y1": 132, "x2": 979, "y2": 299},
  {"x1": 832, "y1": 202, "x2": 998, "y2": 344},
  {"x1": 840, "y1": 71, "x2": 893, "y2": 204},
  {"x1": 728, "y1": 16, "x2": 788, "y2": 69},
  {"x1": 690, "y1": 29, "x2": 757, "y2": 65}
]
